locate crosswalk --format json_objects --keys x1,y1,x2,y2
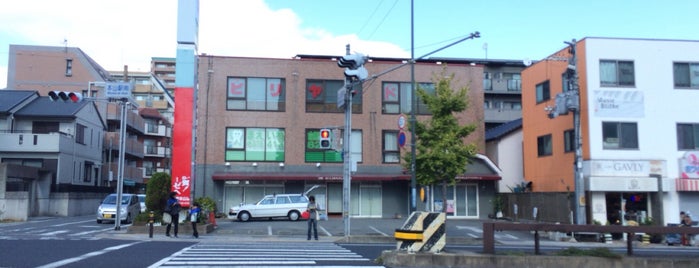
[
  {"x1": 0, "y1": 225, "x2": 109, "y2": 240},
  {"x1": 152, "y1": 242, "x2": 385, "y2": 267}
]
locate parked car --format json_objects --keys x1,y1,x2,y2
[
  {"x1": 96, "y1": 193, "x2": 141, "y2": 224},
  {"x1": 228, "y1": 186, "x2": 318, "y2": 222},
  {"x1": 138, "y1": 194, "x2": 146, "y2": 213}
]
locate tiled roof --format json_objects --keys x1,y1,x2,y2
[
  {"x1": 0, "y1": 90, "x2": 38, "y2": 114},
  {"x1": 14, "y1": 96, "x2": 88, "y2": 118},
  {"x1": 485, "y1": 118, "x2": 522, "y2": 142}
]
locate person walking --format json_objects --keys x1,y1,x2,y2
[
  {"x1": 189, "y1": 202, "x2": 201, "y2": 238},
  {"x1": 307, "y1": 195, "x2": 318, "y2": 240},
  {"x1": 165, "y1": 192, "x2": 181, "y2": 238}
]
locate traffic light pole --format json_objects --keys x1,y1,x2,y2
[{"x1": 342, "y1": 44, "x2": 353, "y2": 238}]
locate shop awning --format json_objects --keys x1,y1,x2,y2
[{"x1": 676, "y1": 179, "x2": 699, "y2": 191}]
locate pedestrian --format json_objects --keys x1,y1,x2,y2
[
  {"x1": 680, "y1": 211, "x2": 693, "y2": 246},
  {"x1": 165, "y1": 192, "x2": 181, "y2": 238},
  {"x1": 189, "y1": 202, "x2": 201, "y2": 238},
  {"x1": 307, "y1": 195, "x2": 318, "y2": 240}
]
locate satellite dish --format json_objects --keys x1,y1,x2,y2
[{"x1": 523, "y1": 58, "x2": 532, "y2": 67}]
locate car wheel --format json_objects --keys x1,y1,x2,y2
[
  {"x1": 238, "y1": 211, "x2": 251, "y2": 222},
  {"x1": 97, "y1": 220, "x2": 102, "y2": 224},
  {"x1": 288, "y1": 210, "x2": 300, "y2": 221}
]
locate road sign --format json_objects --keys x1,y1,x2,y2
[
  {"x1": 398, "y1": 131, "x2": 406, "y2": 147},
  {"x1": 105, "y1": 82, "x2": 133, "y2": 99},
  {"x1": 398, "y1": 114, "x2": 406, "y2": 129}
]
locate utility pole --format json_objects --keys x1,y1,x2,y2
[{"x1": 546, "y1": 39, "x2": 586, "y2": 224}]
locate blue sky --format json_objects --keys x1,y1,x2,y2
[{"x1": 2, "y1": 0, "x2": 698, "y2": 88}]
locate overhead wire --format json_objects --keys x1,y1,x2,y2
[
  {"x1": 357, "y1": 0, "x2": 385, "y2": 37},
  {"x1": 366, "y1": 0, "x2": 399, "y2": 40}
]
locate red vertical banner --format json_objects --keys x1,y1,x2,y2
[{"x1": 171, "y1": 86, "x2": 193, "y2": 207}]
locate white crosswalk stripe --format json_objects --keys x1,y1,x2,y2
[{"x1": 154, "y1": 242, "x2": 384, "y2": 267}]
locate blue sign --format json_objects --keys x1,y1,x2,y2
[
  {"x1": 105, "y1": 82, "x2": 133, "y2": 98},
  {"x1": 398, "y1": 131, "x2": 406, "y2": 147}
]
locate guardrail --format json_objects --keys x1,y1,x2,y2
[{"x1": 483, "y1": 222, "x2": 699, "y2": 256}]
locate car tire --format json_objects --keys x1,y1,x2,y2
[
  {"x1": 97, "y1": 219, "x2": 102, "y2": 224},
  {"x1": 288, "y1": 210, "x2": 300, "y2": 221},
  {"x1": 239, "y1": 211, "x2": 251, "y2": 222}
]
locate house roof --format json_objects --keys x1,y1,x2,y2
[
  {"x1": 485, "y1": 118, "x2": 522, "y2": 142},
  {"x1": 0, "y1": 90, "x2": 38, "y2": 115},
  {"x1": 14, "y1": 96, "x2": 89, "y2": 118}
]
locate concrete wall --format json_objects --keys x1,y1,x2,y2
[{"x1": 0, "y1": 192, "x2": 29, "y2": 221}]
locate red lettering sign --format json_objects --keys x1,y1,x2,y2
[{"x1": 309, "y1": 84, "x2": 323, "y2": 99}]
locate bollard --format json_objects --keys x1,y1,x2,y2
[
  {"x1": 642, "y1": 233, "x2": 650, "y2": 245},
  {"x1": 148, "y1": 210, "x2": 154, "y2": 238}
]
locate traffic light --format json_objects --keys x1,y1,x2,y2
[
  {"x1": 319, "y1": 128, "x2": 331, "y2": 149},
  {"x1": 48, "y1": 91, "x2": 83, "y2": 102},
  {"x1": 337, "y1": 53, "x2": 368, "y2": 81}
]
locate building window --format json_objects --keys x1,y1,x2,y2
[
  {"x1": 305, "y1": 129, "x2": 339, "y2": 163},
  {"x1": 225, "y1": 127, "x2": 285, "y2": 161},
  {"x1": 673, "y1": 62, "x2": 699, "y2": 88},
  {"x1": 382, "y1": 82, "x2": 434, "y2": 114},
  {"x1": 483, "y1": 72, "x2": 492, "y2": 91},
  {"x1": 65, "y1": 59, "x2": 72, "y2": 77},
  {"x1": 83, "y1": 161, "x2": 93, "y2": 182},
  {"x1": 75, "y1": 124, "x2": 86, "y2": 144},
  {"x1": 306, "y1": 79, "x2": 362, "y2": 113},
  {"x1": 677, "y1": 123, "x2": 699, "y2": 150},
  {"x1": 503, "y1": 101, "x2": 522, "y2": 110},
  {"x1": 600, "y1": 60, "x2": 634, "y2": 87},
  {"x1": 383, "y1": 131, "x2": 400, "y2": 163},
  {"x1": 564, "y1": 129, "x2": 575, "y2": 153},
  {"x1": 32, "y1": 121, "x2": 59, "y2": 134},
  {"x1": 535, "y1": 81, "x2": 550, "y2": 103},
  {"x1": 537, "y1": 134, "x2": 552, "y2": 156},
  {"x1": 226, "y1": 77, "x2": 286, "y2": 111},
  {"x1": 602, "y1": 122, "x2": 638, "y2": 149},
  {"x1": 504, "y1": 73, "x2": 521, "y2": 91}
]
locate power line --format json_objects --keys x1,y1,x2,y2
[
  {"x1": 366, "y1": 0, "x2": 399, "y2": 40},
  {"x1": 357, "y1": 0, "x2": 385, "y2": 37}
]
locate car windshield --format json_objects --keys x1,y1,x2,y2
[{"x1": 102, "y1": 195, "x2": 130, "y2": 205}]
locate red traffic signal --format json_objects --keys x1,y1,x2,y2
[
  {"x1": 319, "y1": 128, "x2": 331, "y2": 149},
  {"x1": 48, "y1": 91, "x2": 83, "y2": 102}
]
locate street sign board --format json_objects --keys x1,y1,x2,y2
[
  {"x1": 398, "y1": 114, "x2": 406, "y2": 129},
  {"x1": 105, "y1": 82, "x2": 133, "y2": 98},
  {"x1": 398, "y1": 131, "x2": 406, "y2": 147}
]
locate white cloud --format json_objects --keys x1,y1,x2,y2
[{"x1": 0, "y1": 0, "x2": 408, "y2": 89}]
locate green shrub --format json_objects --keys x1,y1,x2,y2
[{"x1": 146, "y1": 172, "x2": 171, "y2": 214}]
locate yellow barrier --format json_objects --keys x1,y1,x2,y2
[{"x1": 394, "y1": 211, "x2": 446, "y2": 253}]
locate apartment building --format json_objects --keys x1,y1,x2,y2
[
  {"x1": 194, "y1": 54, "x2": 503, "y2": 219},
  {"x1": 522, "y1": 37, "x2": 699, "y2": 225}
]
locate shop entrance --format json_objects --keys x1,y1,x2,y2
[{"x1": 605, "y1": 192, "x2": 649, "y2": 226}]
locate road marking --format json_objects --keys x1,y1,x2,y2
[
  {"x1": 268, "y1": 225, "x2": 273, "y2": 236},
  {"x1": 36, "y1": 241, "x2": 143, "y2": 268},
  {"x1": 53, "y1": 219, "x2": 95, "y2": 227},
  {"x1": 39, "y1": 230, "x2": 70, "y2": 236},
  {"x1": 319, "y1": 225, "x2": 332, "y2": 237},
  {"x1": 456, "y1": 226, "x2": 483, "y2": 233},
  {"x1": 370, "y1": 226, "x2": 389, "y2": 237}
]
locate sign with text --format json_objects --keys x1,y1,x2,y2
[{"x1": 105, "y1": 82, "x2": 133, "y2": 98}]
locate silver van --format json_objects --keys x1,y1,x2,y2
[{"x1": 96, "y1": 193, "x2": 141, "y2": 224}]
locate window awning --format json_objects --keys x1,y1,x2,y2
[{"x1": 676, "y1": 179, "x2": 699, "y2": 192}]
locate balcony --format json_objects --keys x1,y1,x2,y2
[
  {"x1": 0, "y1": 131, "x2": 75, "y2": 153},
  {"x1": 102, "y1": 163, "x2": 144, "y2": 184},
  {"x1": 144, "y1": 145, "x2": 171, "y2": 157},
  {"x1": 144, "y1": 123, "x2": 171, "y2": 137},
  {"x1": 484, "y1": 108, "x2": 522, "y2": 123},
  {"x1": 104, "y1": 132, "x2": 144, "y2": 158},
  {"x1": 142, "y1": 167, "x2": 170, "y2": 178},
  {"x1": 105, "y1": 104, "x2": 145, "y2": 134},
  {"x1": 485, "y1": 79, "x2": 522, "y2": 93}
]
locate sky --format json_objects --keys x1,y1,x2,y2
[{"x1": 1, "y1": 0, "x2": 698, "y2": 89}]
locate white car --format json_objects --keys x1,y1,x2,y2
[
  {"x1": 228, "y1": 186, "x2": 318, "y2": 222},
  {"x1": 96, "y1": 193, "x2": 141, "y2": 224}
]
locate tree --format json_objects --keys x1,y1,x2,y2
[
  {"x1": 403, "y1": 68, "x2": 478, "y2": 212},
  {"x1": 146, "y1": 172, "x2": 171, "y2": 214}
]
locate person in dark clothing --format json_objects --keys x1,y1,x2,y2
[
  {"x1": 189, "y1": 202, "x2": 201, "y2": 238},
  {"x1": 165, "y1": 192, "x2": 180, "y2": 238},
  {"x1": 307, "y1": 195, "x2": 318, "y2": 240}
]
